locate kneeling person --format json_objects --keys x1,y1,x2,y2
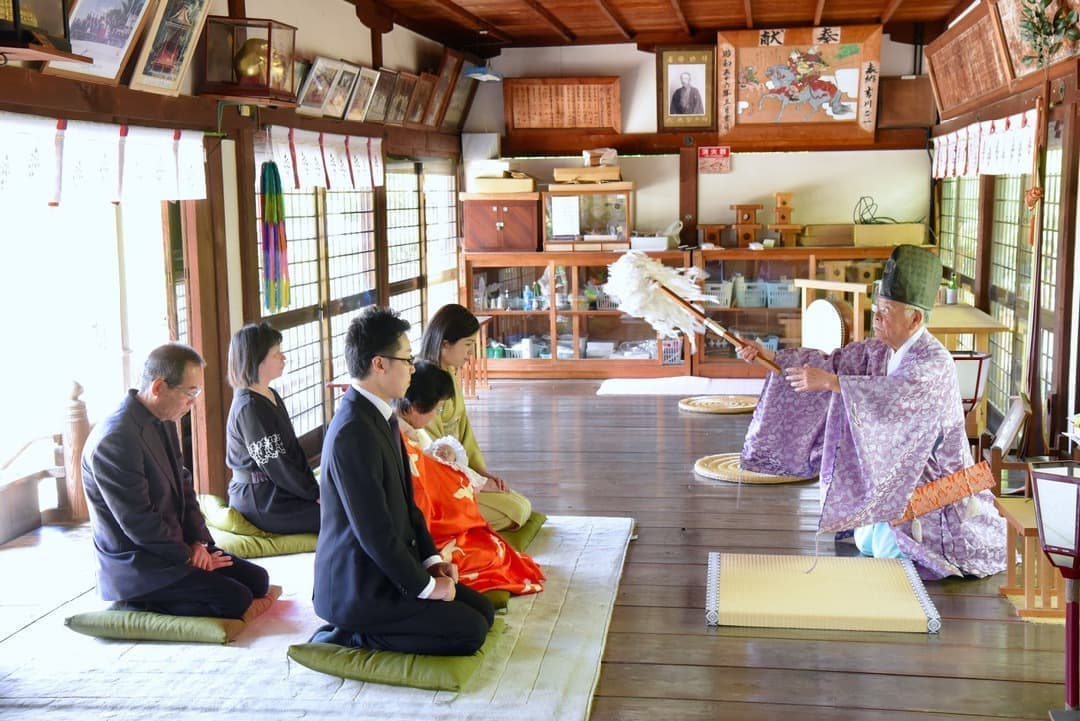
[
  {"x1": 82, "y1": 343, "x2": 269, "y2": 619},
  {"x1": 312, "y1": 306, "x2": 494, "y2": 655}
]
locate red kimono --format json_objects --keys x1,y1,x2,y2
[{"x1": 402, "y1": 432, "x2": 544, "y2": 595}]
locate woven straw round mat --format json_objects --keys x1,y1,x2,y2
[
  {"x1": 693, "y1": 453, "x2": 815, "y2": 484},
  {"x1": 677, "y1": 395, "x2": 759, "y2": 414}
]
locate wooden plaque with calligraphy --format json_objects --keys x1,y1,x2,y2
[
  {"x1": 925, "y1": 2, "x2": 1014, "y2": 120},
  {"x1": 716, "y1": 25, "x2": 881, "y2": 145},
  {"x1": 503, "y1": 77, "x2": 621, "y2": 133}
]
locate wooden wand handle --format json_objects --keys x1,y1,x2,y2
[{"x1": 655, "y1": 284, "x2": 782, "y2": 374}]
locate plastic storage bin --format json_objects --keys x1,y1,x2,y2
[
  {"x1": 734, "y1": 282, "x2": 768, "y2": 308},
  {"x1": 766, "y1": 282, "x2": 800, "y2": 308}
]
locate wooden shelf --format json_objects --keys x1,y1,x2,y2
[{"x1": 0, "y1": 42, "x2": 91, "y2": 64}]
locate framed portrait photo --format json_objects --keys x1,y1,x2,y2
[
  {"x1": 129, "y1": 0, "x2": 214, "y2": 95},
  {"x1": 323, "y1": 61, "x2": 360, "y2": 119},
  {"x1": 384, "y1": 71, "x2": 417, "y2": 127},
  {"x1": 296, "y1": 56, "x2": 342, "y2": 115},
  {"x1": 363, "y1": 69, "x2": 398, "y2": 124},
  {"x1": 345, "y1": 67, "x2": 380, "y2": 123},
  {"x1": 44, "y1": 0, "x2": 158, "y2": 84},
  {"x1": 423, "y1": 48, "x2": 463, "y2": 128},
  {"x1": 657, "y1": 45, "x2": 716, "y2": 131},
  {"x1": 404, "y1": 72, "x2": 437, "y2": 129}
]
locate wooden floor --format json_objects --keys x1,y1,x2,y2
[
  {"x1": 467, "y1": 380, "x2": 1064, "y2": 721},
  {"x1": 0, "y1": 379, "x2": 1065, "y2": 719}
]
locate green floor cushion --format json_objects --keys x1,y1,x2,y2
[
  {"x1": 287, "y1": 618, "x2": 505, "y2": 691},
  {"x1": 482, "y1": 589, "x2": 510, "y2": 611},
  {"x1": 65, "y1": 585, "x2": 281, "y2": 644},
  {"x1": 198, "y1": 495, "x2": 272, "y2": 537},
  {"x1": 210, "y1": 527, "x2": 318, "y2": 558},
  {"x1": 198, "y1": 494, "x2": 317, "y2": 558},
  {"x1": 500, "y1": 511, "x2": 547, "y2": 552}
]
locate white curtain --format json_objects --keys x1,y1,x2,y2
[
  {"x1": 0, "y1": 112, "x2": 207, "y2": 205},
  {"x1": 932, "y1": 107, "x2": 1038, "y2": 179},
  {"x1": 254, "y1": 125, "x2": 385, "y2": 191}
]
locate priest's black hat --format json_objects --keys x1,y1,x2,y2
[{"x1": 877, "y1": 245, "x2": 941, "y2": 312}]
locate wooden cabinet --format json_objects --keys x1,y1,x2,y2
[
  {"x1": 692, "y1": 246, "x2": 905, "y2": 377},
  {"x1": 460, "y1": 193, "x2": 540, "y2": 252},
  {"x1": 461, "y1": 250, "x2": 691, "y2": 379}
]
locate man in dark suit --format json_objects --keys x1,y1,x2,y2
[
  {"x1": 82, "y1": 343, "x2": 269, "y2": 618},
  {"x1": 312, "y1": 306, "x2": 494, "y2": 655}
]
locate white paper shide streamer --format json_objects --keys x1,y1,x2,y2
[{"x1": 604, "y1": 251, "x2": 715, "y2": 351}]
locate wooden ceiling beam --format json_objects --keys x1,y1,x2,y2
[
  {"x1": 813, "y1": 0, "x2": 826, "y2": 27},
  {"x1": 522, "y1": 0, "x2": 576, "y2": 42},
  {"x1": 880, "y1": 0, "x2": 904, "y2": 26},
  {"x1": 944, "y1": 0, "x2": 977, "y2": 28},
  {"x1": 351, "y1": 0, "x2": 394, "y2": 34},
  {"x1": 668, "y1": 0, "x2": 692, "y2": 35},
  {"x1": 595, "y1": 0, "x2": 635, "y2": 40},
  {"x1": 430, "y1": 0, "x2": 513, "y2": 42},
  {"x1": 743, "y1": 0, "x2": 754, "y2": 29}
]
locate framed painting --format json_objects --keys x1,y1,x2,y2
[
  {"x1": 657, "y1": 45, "x2": 716, "y2": 131},
  {"x1": 991, "y1": 0, "x2": 1076, "y2": 79},
  {"x1": 345, "y1": 67, "x2": 380, "y2": 123},
  {"x1": 716, "y1": 25, "x2": 882, "y2": 141},
  {"x1": 44, "y1": 0, "x2": 157, "y2": 84},
  {"x1": 364, "y1": 69, "x2": 398, "y2": 123},
  {"x1": 384, "y1": 70, "x2": 417, "y2": 126},
  {"x1": 296, "y1": 56, "x2": 342, "y2": 115},
  {"x1": 129, "y1": 0, "x2": 214, "y2": 95},
  {"x1": 925, "y1": 4, "x2": 1011, "y2": 120},
  {"x1": 323, "y1": 61, "x2": 360, "y2": 119},
  {"x1": 440, "y1": 72, "x2": 477, "y2": 132},
  {"x1": 404, "y1": 72, "x2": 437, "y2": 129},
  {"x1": 423, "y1": 48, "x2": 463, "y2": 127}
]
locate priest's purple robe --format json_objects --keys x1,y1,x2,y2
[{"x1": 740, "y1": 331, "x2": 1006, "y2": 579}]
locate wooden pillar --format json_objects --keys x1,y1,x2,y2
[
  {"x1": 1050, "y1": 102, "x2": 1078, "y2": 448},
  {"x1": 973, "y1": 174, "x2": 995, "y2": 311},
  {"x1": 62, "y1": 381, "x2": 90, "y2": 522},
  {"x1": 178, "y1": 138, "x2": 234, "y2": 497},
  {"x1": 679, "y1": 145, "x2": 698, "y2": 246}
]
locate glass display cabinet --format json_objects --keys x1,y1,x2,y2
[
  {"x1": 692, "y1": 246, "x2": 905, "y2": 377},
  {"x1": 542, "y1": 182, "x2": 634, "y2": 246},
  {"x1": 460, "y1": 250, "x2": 690, "y2": 378}
]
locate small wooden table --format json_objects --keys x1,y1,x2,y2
[
  {"x1": 993, "y1": 497, "x2": 1065, "y2": 619},
  {"x1": 927, "y1": 304, "x2": 1010, "y2": 437},
  {"x1": 460, "y1": 315, "x2": 492, "y2": 399}
]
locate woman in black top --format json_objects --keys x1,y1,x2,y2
[{"x1": 225, "y1": 322, "x2": 320, "y2": 534}]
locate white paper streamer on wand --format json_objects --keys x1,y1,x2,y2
[{"x1": 604, "y1": 251, "x2": 714, "y2": 351}]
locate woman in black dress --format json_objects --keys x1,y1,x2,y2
[{"x1": 225, "y1": 322, "x2": 320, "y2": 534}]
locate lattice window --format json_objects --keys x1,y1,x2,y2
[
  {"x1": 272, "y1": 321, "x2": 324, "y2": 437},
  {"x1": 326, "y1": 190, "x2": 376, "y2": 301},
  {"x1": 391, "y1": 288, "x2": 424, "y2": 348},
  {"x1": 953, "y1": 176, "x2": 979, "y2": 288},
  {"x1": 987, "y1": 174, "x2": 1030, "y2": 418},
  {"x1": 937, "y1": 178, "x2": 957, "y2": 271},
  {"x1": 425, "y1": 171, "x2": 459, "y2": 312},
  {"x1": 386, "y1": 171, "x2": 421, "y2": 284}
]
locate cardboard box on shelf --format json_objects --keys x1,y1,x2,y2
[
  {"x1": 799, "y1": 224, "x2": 854, "y2": 246},
  {"x1": 552, "y1": 166, "x2": 622, "y2": 183},
  {"x1": 853, "y1": 223, "x2": 926, "y2": 246},
  {"x1": 469, "y1": 173, "x2": 536, "y2": 193}
]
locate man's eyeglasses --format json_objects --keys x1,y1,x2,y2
[
  {"x1": 171, "y1": 385, "x2": 203, "y2": 400},
  {"x1": 379, "y1": 354, "x2": 415, "y2": 366}
]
